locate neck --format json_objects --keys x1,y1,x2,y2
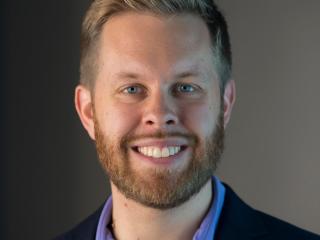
[{"x1": 110, "y1": 179, "x2": 213, "y2": 240}]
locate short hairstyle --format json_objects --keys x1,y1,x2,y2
[{"x1": 80, "y1": 0, "x2": 232, "y2": 92}]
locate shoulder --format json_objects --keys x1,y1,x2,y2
[
  {"x1": 216, "y1": 184, "x2": 320, "y2": 240},
  {"x1": 53, "y1": 204, "x2": 104, "y2": 240},
  {"x1": 255, "y1": 209, "x2": 320, "y2": 240}
]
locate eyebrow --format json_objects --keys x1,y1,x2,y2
[
  {"x1": 175, "y1": 70, "x2": 201, "y2": 79},
  {"x1": 115, "y1": 72, "x2": 140, "y2": 80},
  {"x1": 114, "y1": 69, "x2": 202, "y2": 81}
]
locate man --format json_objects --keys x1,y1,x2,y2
[{"x1": 56, "y1": 0, "x2": 320, "y2": 239}]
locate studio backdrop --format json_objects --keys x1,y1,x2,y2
[{"x1": 3, "y1": 0, "x2": 320, "y2": 239}]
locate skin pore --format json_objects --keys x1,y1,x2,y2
[{"x1": 75, "y1": 11, "x2": 235, "y2": 240}]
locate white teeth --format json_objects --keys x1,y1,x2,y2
[
  {"x1": 137, "y1": 146, "x2": 182, "y2": 158},
  {"x1": 169, "y1": 147, "x2": 175, "y2": 156},
  {"x1": 168, "y1": 146, "x2": 180, "y2": 156},
  {"x1": 153, "y1": 148, "x2": 161, "y2": 158},
  {"x1": 142, "y1": 147, "x2": 148, "y2": 156},
  {"x1": 147, "y1": 147, "x2": 153, "y2": 157},
  {"x1": 161, "y1": 147, "x2": 170, "y2": 157},
  {"x1": 175, "y1": 146, "x2": 181, "y2": 154}
]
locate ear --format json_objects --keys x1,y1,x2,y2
[
  {"x1": 223, "y1": 79, "x2": 236, "y2": 128},
  {"x1": 74, "y1": 85, "x2": 96, "y2": 140}
]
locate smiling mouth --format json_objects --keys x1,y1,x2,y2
[{"x1": 132, "y1": 146, "x2": 188, "y2": 158}]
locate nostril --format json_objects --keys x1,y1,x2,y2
[
  {"x1": 146, "y1": 120, "x2": 154, "y2": 125},
  {"x1": 166, "y1": 119, "x2": 175, "y2": 125},
  {"x1": 143, "y1": 113, "x2": 178, "y2": 126}
]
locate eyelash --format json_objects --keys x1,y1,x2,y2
[
  {"x1": 123, "y1": 86, "x2": 143, "y2": 94},
  {"x1": 121, "y1": 83, "x2": 199, "y2": 95},
  {"x1": 175, "y1": 83, "x2": 196, "y2": 93}
]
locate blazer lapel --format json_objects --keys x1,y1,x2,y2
[
  {"x1": 70, "y1": 203, "x2": 105, "y2": 240},
  {"x1": 215, "y1": 184, "x2": 269, "y2": 240}
]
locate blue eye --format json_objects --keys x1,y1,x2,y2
[
  {"x1": 178, "y1": 84, "x2": 195, "y2": 93},
  {"x1": 124, "y1": 86, "x2": 140, "y2": 94}
]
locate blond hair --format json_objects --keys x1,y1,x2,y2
[{"x1": 80, "y1": 0, "x2": 232, "y2": 92}]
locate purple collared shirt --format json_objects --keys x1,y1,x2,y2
[{"x1": 96, "y1": 176, "x2": 225, "y2": 240}]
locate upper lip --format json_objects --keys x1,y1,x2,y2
[{"x1": 130, "y1": 138, "x2": 189, "y2": 148}]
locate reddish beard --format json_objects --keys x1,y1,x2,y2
[{"x1": 94, "y1": 110, "x2": 224, "y2": 210}]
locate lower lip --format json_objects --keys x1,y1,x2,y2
[{"x1": 130, "y1": 147, "x2": 189, "y2": 166}]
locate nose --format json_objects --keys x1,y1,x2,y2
[{"x1": 142, "y1": 91, "x2": 179, "y2": 128}]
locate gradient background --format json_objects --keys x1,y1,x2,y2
[{"x1": 2, "y1": 0, "x2": 320, "y2": 239}]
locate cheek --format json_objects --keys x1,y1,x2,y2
[
  {"x1": 180, "y1": 102, "x2": 218, "y2": 139},
  {"x1": 98, "y1": 101, "x2": 141, "y2": 137},
  {"x1": 94, "y1": 79, "x2": 141, "y2": 137}
]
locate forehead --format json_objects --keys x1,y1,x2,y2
[{"x1": 98, "y1": 11, "x2": 215, "y2": 80}]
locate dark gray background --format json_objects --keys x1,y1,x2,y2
[{"x1": 2, "y1": 0, "x2": 320, "y2": 239}]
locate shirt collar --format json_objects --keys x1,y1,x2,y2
[{"x1": 96, "y1": 176, "x2": 225, "y2": 240}]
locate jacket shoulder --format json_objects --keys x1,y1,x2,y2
[
  {"x1": 255, "y1": 209, "x2": 320, "y2": 240},
  {"x1": 53, "y1": 204, "x2": 104, "y2": 240},
  {"x1": 217, "y1": 184, "x2": 320, "y2": 240}
]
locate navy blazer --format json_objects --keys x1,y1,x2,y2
[{"x1": 54, "y1": 184, "x2": 320, "y2": 240}]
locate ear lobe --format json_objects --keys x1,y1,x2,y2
[
  {"x1": 223, "y1": 79, "x2": 236, "y2": 128},
  {"x1": 74, "y1": 85, "x2": 96, "y2": 140}
]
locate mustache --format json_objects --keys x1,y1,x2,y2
[{"x1": 120, "y1": 130, "x2": 199, "y2": 148}]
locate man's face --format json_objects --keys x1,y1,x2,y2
[{"x1": 92, "y1": 12, "x2": 224, "y2": 209}]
